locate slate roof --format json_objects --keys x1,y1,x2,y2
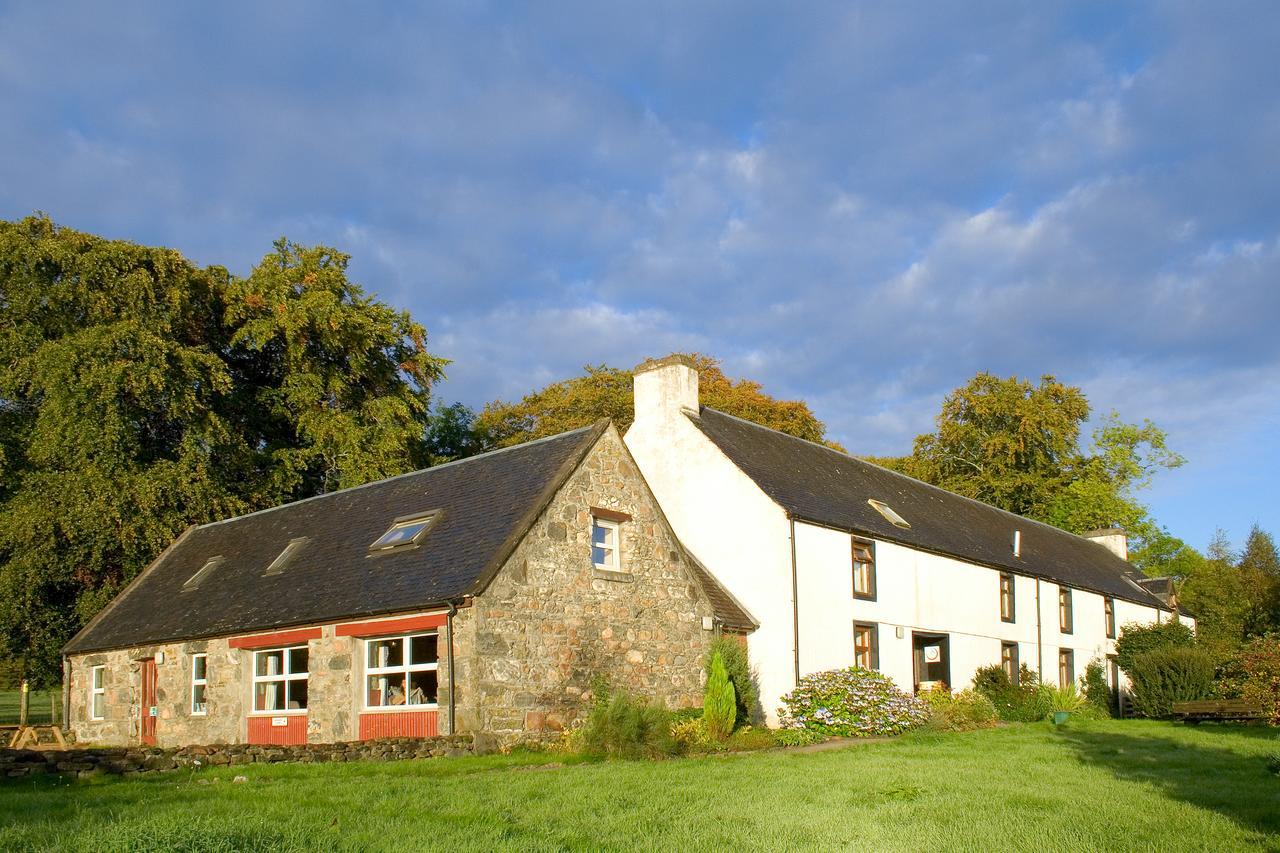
[
  {"x1": 66, "y1": 424, "x2": 607, "y2": 654},
  {"x1": 685, "y1": 555, "x2": 758, "y2": 632},
  {"x1": 688, "y1": 407, "x2": 1170, "y2": 610}
]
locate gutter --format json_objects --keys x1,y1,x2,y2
[{"x1": 789, "y1": 517, "x2": 800, "y2": 686}]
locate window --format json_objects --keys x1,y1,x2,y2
[
  {"x1": 867, "y1": 499, "x2": 910, "y2": 529},
  {"x1": 89, "y1": 665, "x2": 106, "y2": 720},
  {"x1": 1059, "y1": 588, "x2": 1073, "y2": 634},
  {"x1": 592, "y1": 517, "x2": 621, "y2": 570},
  {"x1": 191, "y1": 654, "x2": 208, "y2": 715},
  {"x1": 852, "y1": 539, "x2": 876, "y2": 600},
  {"x1": 252, "y1": 646, "x2": 309, "y2": 712},
  {"x1": 183, "y1": 556, "x2": 224, "y2": 591},
  {"x1": 1104, "y1": 597, "x2": 1116, "y2": 639},
  {"x1": 1001, "y1": 642, "x2": 1020, "y2": 684},
  {"x1": 370, "y1": 513, "x2": 438, "y2": 552},
  {"x1": 999, "y1": 573, "x2": 1016, "y2": 622},
  {"x1": 1058, "y1": 648, "x2": 1074, "y2": 689},
  {"x1": 365, "y1": 633, "x2": 439, "y2": 708},
  {"x1": 265, "y1": 537, "x2": 309, "y2": 576},
  {"x1": 854, "y1": 623, "x2": 879, "y2": 670}
]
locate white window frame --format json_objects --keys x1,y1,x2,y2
[
  {"x1": 591, "y1": 516, "x2": 621, "y2": 570},
  {"x1": 191, "y1": 653, "x2": 208, "y2": 715},
  {"x1": 251, "y1": 646, "x2": 309, "y2": 715},
  {"x1": 363, "y1": 632, "x2": 440, "y2": 711},
  {"x1": 89, "y1": 665, "x2": 106, "y2": 720}
]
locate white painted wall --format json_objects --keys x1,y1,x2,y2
[
  {"x1": 625, "y1": 357, "x2": 1174, "y2": 722},
  {"x1": 625, "y1": 359, "x2": 797, "y2": 723}
]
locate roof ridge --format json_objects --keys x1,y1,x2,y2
[
  {"x1": 694, "y1": 406, "x2": 1115, "y2": 551},
  {"x1": 197, "y1": 424, "x2": 600, "y2": 529}
]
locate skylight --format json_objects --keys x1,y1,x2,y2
[
  {"x1": 183, "y1": 556, "x2": 224, "y2": 591},
  {"x1": 867, "y1": 499, "x2": 911, "y2": 529},
  {"x1": 264, "y1": 537, "x2": 309, "y2": 576},
  {"x1": 370, "y1": 513, "x2": 438, "y2": 552}
]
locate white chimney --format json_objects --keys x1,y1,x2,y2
[
  {"x1": 1083, "y1": 528, "x2": 1128, "y2": 562},
  {"x1": 632, "y1": 354, "x2": 699, "y2": 424}
]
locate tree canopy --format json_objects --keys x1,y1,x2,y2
[
  {"x1": 474, "y1": 355, "x2": 842, "y2": 450},
  {"x1": 0, "y1": 216, "x2": 445, "y2": 683}
]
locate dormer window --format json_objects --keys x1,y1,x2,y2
[
  {"x1": 370, "y1": 513, "x2": 439, "y2": 552},
  {"x1": 183, "y1": 556, "x2": 224, "y2": 591},
  {"x1": 868, "y1": 499, "x2": 910, "y2": 529},
  {"x1": 264, "y1": 537, "x2": 309, "y2": 576}
]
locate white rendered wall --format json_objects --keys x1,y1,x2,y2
[{"x1": 625, "y1": 367, "x2": 797, "y2": 724}]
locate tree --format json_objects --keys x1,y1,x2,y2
[
  {"x1": 1236, "y1": 525, "x2": 1280, "y2": 637},
  {"x1": 474, "y1": 355, "x2": 842, "y2": 451},
  {"x1": 888, "y1": 373, "x2": 1182, "y2": 553},
  {"x1": 0, "y1": 216, "x2": 446, "y2": 683},
  {"x1": 423, "y1": 401, "x2": 483, "y2": 465}
]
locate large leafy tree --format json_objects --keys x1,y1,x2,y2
[
  {"x1": 474, "y1": 355, "x2": 842, "y2": 450},
  {"x1": 0, "y1": 216, "x2": 445, "y2": 683},
  {"x1": 873, "y1": 373, "x2": 1183, "y2": 559}
]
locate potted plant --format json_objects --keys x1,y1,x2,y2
[{"x1": 1046, "y1": 683, "x2": 1086, "y2": 724}]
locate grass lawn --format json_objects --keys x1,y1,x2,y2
[
  {"x1": 0, "y1": 690, "x2": 57, "y2": 726},
  {"x1": 2, "y1": 719, "x2": 1278, "y2": 851}
]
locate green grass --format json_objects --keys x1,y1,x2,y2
[
  {"x1": 0, "y1": 690, "x2": 57, "y2": 726},
  {"x1": 2, "y1": 719, "x2": 1279, "y2": 851}
]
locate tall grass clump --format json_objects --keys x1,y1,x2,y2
[{"x1": 578, "y1": 689, "x2": 677, "y2": 759}]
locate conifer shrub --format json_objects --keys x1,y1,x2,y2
[
  {"x1": 1127, "y1": 646, "x2": 1215, "y2": 718},
  {"x1": 705, "y1": 636, "x2": 760, "y2": 726},
  {"x1": 778, "y1": 667, "x2": 928, "y2": 738},
  {"x1": 703, "y1": 651, "x2": 737, "y2": 741}
]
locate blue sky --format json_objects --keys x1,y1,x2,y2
[{"x1": 3, "y1": 2, "x2": 1278, "y2": 554}]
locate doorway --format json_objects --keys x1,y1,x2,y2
[
  {"x1": 912, "y1": 632, "x2": 951, "y2": 691},
  {"x1": 140, "y1": 658, "x2": 158, "y2": 746}
]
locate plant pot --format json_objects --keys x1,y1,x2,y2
[{"x1": 1052, "y1": 711, "x2": 1070, "y2": 725}]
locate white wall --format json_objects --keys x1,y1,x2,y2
[{"x1": 625, "y1": 366, "x2": 797, "y2": 724}]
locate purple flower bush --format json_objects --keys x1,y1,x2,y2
[{"x1": 778, "y1": 667, "x2": 929, "y2": 738}]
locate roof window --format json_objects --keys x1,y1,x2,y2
[
  {"x1": 264, "y1": 537, "x2": 310, "y2": 576},
  {"x1": 183, "y1": 556, "x2": 224, "y2": 591},
  {"x1": 370, "y1": 512, "x2": 439, "y2": 552},
  {"x1": 867, "y1": 499, "x2": 911, "y2": 529}
]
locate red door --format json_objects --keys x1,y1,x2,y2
[{"x1": 140, "y1": 658, "x2": 158, "y2": 746}]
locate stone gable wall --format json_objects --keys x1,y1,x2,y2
[{"x1": 455, "y1": 425, "x2": 716, "y2": 735}]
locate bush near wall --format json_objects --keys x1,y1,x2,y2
[
  {"x1": 1238, "y1": 635, "x2": 1280, "y2": 726},
  {"x1": 705, "y1": 637, "x2": 760, "y2": 727},
  {"x1": 973, "y1": 664, "x2": 1049, "y2": 722},
  {"x1": 922, "y1": 687, "x2": 999, "y2": 731},
  {"x1": 1127, "y1": 646, "x2": 1216, "y2": 718},
  {"x1": 778, "y1": 667, "x2": 928, "y2": 738},
  {"x1": 1114, "y1": 621, "x2": 1196, "y2": 677}
]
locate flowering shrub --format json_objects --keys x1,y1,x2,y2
[{"x1": 778, "y1": 667, "x2": 929, "y2": 738}]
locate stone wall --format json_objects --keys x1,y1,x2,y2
[
  {"x1": 455, "y1": 425, "x2": 716, "y2": 735},
  {"x1": 0, "y1": 734, "x2": 477, "y2": 779}
]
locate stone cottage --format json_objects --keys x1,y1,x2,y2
[{"x1": 62, "y1": 421, "x2": 755, "y2": 748}]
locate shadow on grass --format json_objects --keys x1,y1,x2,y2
[{"x1": 1059, "y1": 725, "x2": 1280, "y2": 838}]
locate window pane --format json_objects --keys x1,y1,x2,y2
[
  {"x1": 367, "y1": 673, "x2": 407, "y2": 707},
  {"x1": 93, "y1": 667, "x2": 104, "y2": 689},
  {"x1": 193, "y1": 684, "x2": 207, "y2": 713},
  {"x1": 592, "y1": 544, "x2": 613, "y2": 565},
  {"x1": 410, "y1": 670, "x2": 439, "y2": 705},
  {"x1": 854, "y1": 564, "x2": 868, "y2": 594},
  {"x1": 92, "y1": 693, "x2": 104, "y2": 719},
  {"x1": 410, "y1": 634, "x2": 438, "y2": 666},
  {"x1": 256, "y1": 650, "x2": 283, "y2": 677},
  {"x1": 368, "y1": 638, "x2": 404, "y2": 669},
  {"x1": 287, "y1": 679, "x2": 308, "y2": 710},
  {"x1": 592, "y1": 522, "x2": 614, "y2": 547},
  {"x1": 193, "y1": 655, "x2": 206, "y2": 681},
  {"x1": 288, "y1": 647, "x2": 309, "y2": 675},
  {"x1": 255, "y1": 680, "x2": 285, "y2": 712}
]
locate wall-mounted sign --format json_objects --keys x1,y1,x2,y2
[
  {"x1": 271, "y1": 716, "x2": 288, "y2": 727},
  {"x1": 923, "y1": 645, "x2": 942, "y2": 664}
]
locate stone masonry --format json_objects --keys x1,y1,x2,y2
[{"x1": 65, "y1": 423, "x2": 719, "y2": 747}]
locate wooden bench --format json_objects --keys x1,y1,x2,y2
[{"x1": 1172, "y1": 700, "x2": 1266, "y2": 723}]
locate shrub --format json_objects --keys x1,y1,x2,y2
[
  {"x1": 1045, "y1": 682, "x2": 1087, "y2": 714},
  {"x1": 725, "y1": 726, "x2": 777, "y2": 751},
  {"x1": 778, "y1": 667, "x2": 929, "y2": 738},
  {"x1": 1127, "y1": 646, "x2": 1216, "y2": 718},
  {"x1": 973, "y1": 664, "x2": 1047, "y2": 722},
  {"x1": 670, "y1": 717, "x2": 712, "y2": 752},
  {"x1": 706, "y1": 637, "x2": 760, "y2": 726},
  {"x1": 1238, "y1": 634, "x2": 1280, "y2": 726},
  {"x1": 925, "y1": 687, "x2": 999, "y2": 731},
  {"x1": 703, "y1": 651, "x2": 737, "y2": 741},
  {"x1": 578, "y1": 690, "x2": 677, "y2": 759},
  {"x1": 1081, "y1": 659, "x2": 1114, "y2": 717},
  {"x1": 1115, "y1": 620, "x2": 1196, "y2": 677},
  {"x1": 775, "y1": 726, "x2": 827, "y2": 746}
]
